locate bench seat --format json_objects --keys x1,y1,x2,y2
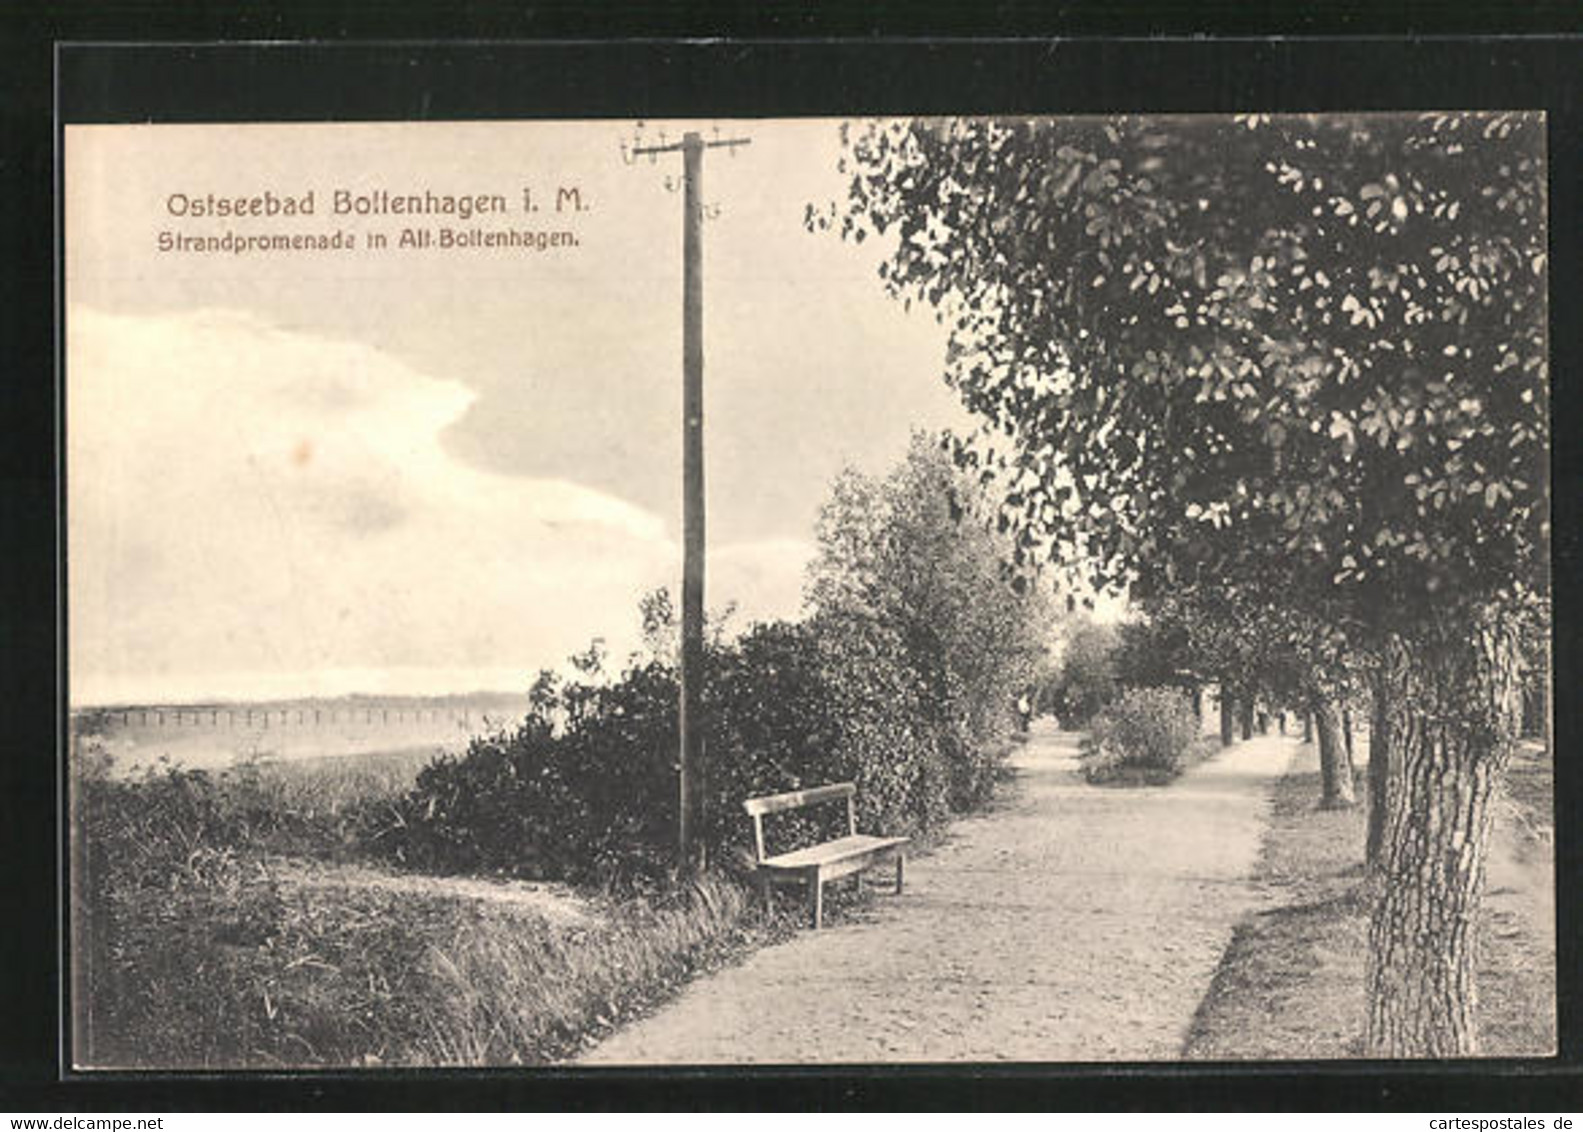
[{"x1": 761, "y1": 833, "x2": 910, "y2": 873}]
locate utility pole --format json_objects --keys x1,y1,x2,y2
[{"x1": 628, "y1": 125, "x2": 751, "y2": 876}]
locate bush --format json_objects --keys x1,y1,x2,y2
[
  {"x1": 369, "y1": 618, "x2": 959, "y2": 888},
  {"x1": 369, "y1": 435, "x2": 1055, "y2": 887},
  {"x1": 76, "y1": 761, "x2": 268, "y2": 891},
  {"x1": 1081, "y1": 686, "x2": 1200, "y2": 784}
]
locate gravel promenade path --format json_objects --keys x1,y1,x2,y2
[{"x1": 580, "y1": 721, "x2": 1294, "y2": 1064}]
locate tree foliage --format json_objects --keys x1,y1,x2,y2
[
  {"x1": 1112, "y1": 606, "x2": 1196, "y2": 693},
  {"x1": 823, "y1": 113, "x2": 1547, "y2": 632},
  {"x1": 807, "y1": 432, "x2": 1058, "y2": 805},
  {"x1": 1040, "y1": 616, "x2": 1120, "y2": 725}
]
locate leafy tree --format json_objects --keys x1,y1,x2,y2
[
  {"x1": 826, "y1": 112, "x2": 1546, "y2": 1055},
  {"x1": 1133, "y1": 589, "x2": 1263, "y2": 747},
  {"x1": 1042, "y1": 616, "x2": 1120, "y2": 726},
  {"x1": 807, "y1": 432, "x2": 1057, "y2": 806},
  {"x1": 1112, "y1": 612, "x2": 1197, "y2": 698},
  {"x1": 1250, "y1": 599, "x2": 1363, "y2": 809}
]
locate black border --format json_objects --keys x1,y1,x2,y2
[{"x1": 4, "y1": 23, "x2": 1582, "y2": 1113}]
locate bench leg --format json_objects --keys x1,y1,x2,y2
[
  {"x1": 757, "y1": 873, "x2": 771, "y2": 916},
  {"x1": 809, "y1": 870, "x2": 824, "y2": 930},
  {"x1": 895, "y1": 852, "x2": 905, "y2": 895}
]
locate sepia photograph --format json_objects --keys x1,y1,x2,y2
[{"x1": 63, "y1": 110, "x2": 1554, "y2": 1070}]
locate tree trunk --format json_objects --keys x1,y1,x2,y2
[
  {"x1": 1520, "y1": 683, "x2": 1539, "y2": 737},
  {"x1": 1313, "y1": 697, "x2": 1356, "y2": 809},
  {"x1": 1257, "y1": 710, "x2": 1270, "y2": 735},
  {"x1": 1239, "y1": 699, "x2": 1255, "y2": 741},
  {"x1": 1302, "y1": 711, "x2": 1313, "y2": 743},
  {"x1": 1365, "y1": 613, "x2": 1521, "y2": 1057},
  {"x1": 1366, "y1": 666, "x2": 1399, "y2": 869},
  {"x1": 1219, "y1": 690, "x2": 1236, "y2": 747},
  {"x1": 1191, "y1": 685, "x2": 1203, "y2": 720},
  {"x1": 1343, "y1": 707, "x2": 1354, "y2": 761}
]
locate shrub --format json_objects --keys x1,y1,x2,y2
[
  {"x1": 368, "y1": 436, "x2": 1056, "y2": 887},
  {"x1": 75, "y1": 761, "x2": 263, "y2": 890},
  {"x1": 1081, "y1": 686, "x2": 1201, "y2": 784},
  {"x1": 371, "y1": 618, "x2": 959, "y2": 887}
]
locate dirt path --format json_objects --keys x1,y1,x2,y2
[{"x1": 579, "y1": 722, "x2": 1294, "y2": 1064}]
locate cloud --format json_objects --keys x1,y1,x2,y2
[
  {"x1": 68, "y1": 307, "x2": 690, "y2": 702},
  {"x1": 711, "y1": 538, "x2": 816, "y2": 627},
  {"x1": 62, "y1": 120, "x2": 979, "y2": 704}
]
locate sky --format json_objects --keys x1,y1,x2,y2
[{"x1": 65, "y1": 119, "x2": 976, "y2": 705}]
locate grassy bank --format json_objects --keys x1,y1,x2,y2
[
  {"x1": 70, "y1": 743, "x2": 897, "y2": 1068},
  {"x1": 76, "y1": 851, "x2": 762, "y2": 1068},
  {"x1": 1182, "y1": 738, "x2": 1555, "y2": 1059}
]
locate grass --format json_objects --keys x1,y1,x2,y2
[
  {"x1": 1182, "y1": 737, "x2": 1556, "y2": 1059},
  {"x1": 69, "y1": 733, "x2": 879, "y2": 1068},
  {"x1": 73, "y1": 793, "x2": 782, "y2": 1066},
  {"x1": 76, "y1": 842, "x2": 772, "y2": 1067},
  {"x1": 418, "y1": 876, "x2": 767, "y2": 1065},
  {"x1": 1503, "y1": 738, "x2": 1555, "y2": 848},
  {"x1": 1474, "y1": 737, "x2": 1557, "y2": 1057},
  {"x1": 88, "y1": 859, "x2": 775, "y2": 1067}
]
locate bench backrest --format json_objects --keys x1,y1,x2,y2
[{"x1": 742, "y1": 782, "x2": 857, "y2": 864}]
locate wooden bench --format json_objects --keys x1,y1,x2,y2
[{"x1": 743, "y1": 782, "x2": 909, "y2": 929}]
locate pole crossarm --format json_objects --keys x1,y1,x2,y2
[{"x1": 630, "y1": 136, "x2": 751, "y2": 159}]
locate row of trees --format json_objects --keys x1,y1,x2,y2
[
  {"x1": 377, "y1": 435, "x2": 1055, "y2": 885},
  {"x1": 1040, "y1": 605, "x2": 1366, "y2": 804},
  {"x1": 824, "y1": 112, "x2": 1549, "y2": 1055}
]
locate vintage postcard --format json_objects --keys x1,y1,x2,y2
[{"x1": 64, "y1": 114, "x2": 1553, "y2": 1069}]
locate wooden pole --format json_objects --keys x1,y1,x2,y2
[
  {"x1": 679, "y1": 130, "x2": 706, "y2": 877},
  {"x1": 628, "y1": 125, "x2": 749, "y2": 878}
]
